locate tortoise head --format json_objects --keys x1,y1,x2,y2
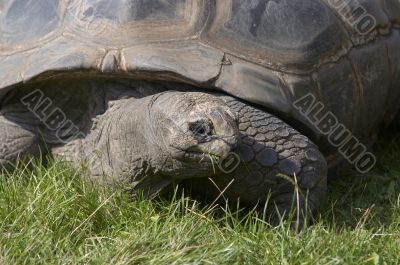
[{"x1": 146, "y1": 91, "x2": 240, "y2": 178}]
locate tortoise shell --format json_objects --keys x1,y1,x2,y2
[{"x1": 0, "y1": 0, "x2": 399, "y2": 150}]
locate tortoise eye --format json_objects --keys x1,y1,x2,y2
[{"x1": 189, "y1": 121, "x2": 213, "y2": 140}]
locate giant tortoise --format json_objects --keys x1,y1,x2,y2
[{"x1": 0, "y1": 0, "x2": 399, "y2": 227}]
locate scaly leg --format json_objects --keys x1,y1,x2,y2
[{"x1": 183, "y1": 96, "x2": 327, "y2": 229}]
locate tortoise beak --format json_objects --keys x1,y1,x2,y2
[{"x1": 196, "y1": 135, "x2": 238, "y2": 157}]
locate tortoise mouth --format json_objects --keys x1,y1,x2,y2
[
  {"x1": 183, "y1": 151, "x2": 213, "y2": 161},
  {"x1": 172, "y1": 149, "x2": 217, "y2": 170}
]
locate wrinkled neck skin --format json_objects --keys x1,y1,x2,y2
[
  {"x1": 52, "y1": 88, "x2": 239, "y2": 193},
  {"x1": 79, "y1": 94, "x2": 170, "y2": 186}
]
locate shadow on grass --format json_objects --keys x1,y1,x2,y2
[{"x1": 323, "y1": 129, "x2": 400, "y2": 229}]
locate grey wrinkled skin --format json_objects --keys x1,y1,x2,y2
[
  {"x1": 56, "y1": 89, "x2": 240, "y2": 185},
  {"x1": 1, "y1": 0, "x2": 399, "y2": 227}
]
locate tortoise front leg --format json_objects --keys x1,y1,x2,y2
[
  {"x1": 183, "y1": 96, "x2": 327, "y2": 229},
  {"x1": 0, "y1": 115, "x2": 44, "y2": 170}
]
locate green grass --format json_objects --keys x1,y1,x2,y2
[{"x1": 1, "y1": 131, "x2": 400, "y2": 264}]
